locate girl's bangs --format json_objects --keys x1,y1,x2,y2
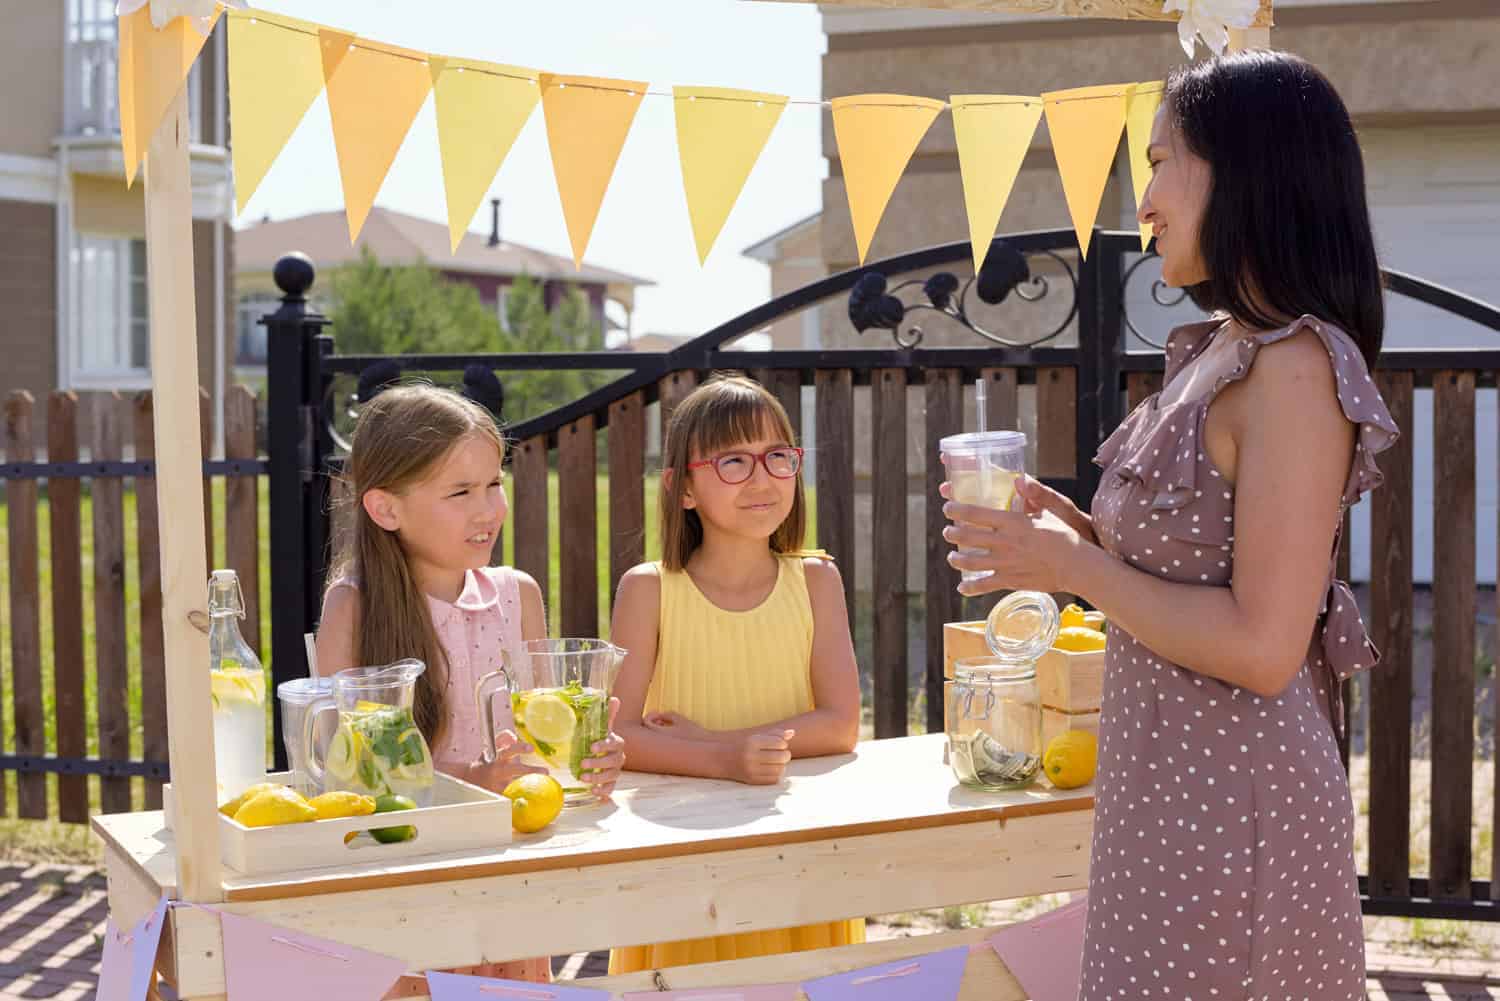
[{"x1": 688, "y1": 392, "x2": 795, "y2": 458}]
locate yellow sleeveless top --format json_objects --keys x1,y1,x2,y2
[
  {"x1": 643, "y1": 555, "x2": 817, "y2": 730},
  {"x1": 609, "y1": 553, "x2": 865, "y2": 975}
]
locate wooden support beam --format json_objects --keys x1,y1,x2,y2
[{"x1": 144, "y1": 83, "x2": 222, "y2": 902}]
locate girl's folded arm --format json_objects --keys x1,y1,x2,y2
[{"x1": 610, "y1": 565, "x2": 742, "y2": 780}]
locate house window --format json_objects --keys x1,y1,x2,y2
[
  {"x1": 236, "y1": 294, "x2": 281, "y2": 367},
  {"x1": 66, "y1": 0, "x2": 203, "y2": 141},
  {"x1": 71, "y1": 235, "x2": 149, "y2": 385}
]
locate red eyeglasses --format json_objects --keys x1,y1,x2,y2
[{"x1": 687, "y1": 447, "x2": 804, "y2": 485}]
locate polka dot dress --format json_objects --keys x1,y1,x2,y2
[{"x1": 1079, "y1": 316, "x2": 1399, "y2": 1001}]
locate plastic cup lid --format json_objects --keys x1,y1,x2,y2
[
  {"x1": 983, "y1": 590, "x2": 1060, "y2": 665},
  {"x1": 939, "y1": 430, "x2": 1027, "y2": 454},
  {"x1": 277, "y1": 677, "x2": 334, "y2": 703}
]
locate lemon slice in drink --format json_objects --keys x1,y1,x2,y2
[
  {"x1": 325, "y1": 726, "x2": 361, "y2": 784},
  {"x1": 520, "y1": 693, "x2": 577, "y2": 748},
  {"x1": 210, "y1": 668, "x2": 265, "y2": 708}
]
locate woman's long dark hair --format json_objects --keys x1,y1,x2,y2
[{"x1": 1166, "y1": 50, "x2": 1384, "y2": 368}]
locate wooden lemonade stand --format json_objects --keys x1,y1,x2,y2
[{"x1": 94, "y1": 2, "x2": 1271, "y2": 997}]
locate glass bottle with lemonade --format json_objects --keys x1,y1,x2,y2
[{"x1": 208, "y1": 570, "x2": 267, "y2": 802}]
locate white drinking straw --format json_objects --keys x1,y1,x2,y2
[{"x1": 976, "y1": 377, "x2": 991, "y2": 502}]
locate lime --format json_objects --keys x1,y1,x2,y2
[
  {"x1": 520, "y1": 693, "x2": 577, "y2": 748},
  {"x1": 369, "y1": 793, "x2": 417, "y2": 843}
]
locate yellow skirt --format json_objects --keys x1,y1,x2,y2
[{"x1": 608, "y1": 920, "x2": 865, "y2": 975}]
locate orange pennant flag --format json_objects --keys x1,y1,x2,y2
[
  {"x1": 673, "y1": 87, "x2": 788, "y2": 265},
  {"x1": 430, "y1": 58, "x2": 541, "y2": 253},
  {"x1": 1125, "y1": 81, "x2": 1165, "y2": 252},
  {"x1": 540, "y1": 74, "x2": 646, "y2": 269},
  {"x1": 118, "y1": 6, "x2": 220, "y2": 187},
  {"x1": 1042, "y1": 83, "x2": 1130, "y2": 259},
  {"x1": 950, "y1": 95, "x2": 1043, "y2": 273},
  {"x1": 830, "y1": 94, "x2": 944, "y2": 265},
  {"x1": 320, "y1": 30, "x2": 434, "y2": 243}
]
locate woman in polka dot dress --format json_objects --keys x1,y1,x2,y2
[{"x1": 941, "y1": 52, "x2": 1397, "y2": 999}]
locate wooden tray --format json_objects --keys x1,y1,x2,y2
[{"x1": 164, "y1": 771, "x2": 511, "y2": 875}]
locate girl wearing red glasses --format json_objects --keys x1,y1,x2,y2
[{"x1": 608, "y1": 373, "x2": 863, "y2": 975}]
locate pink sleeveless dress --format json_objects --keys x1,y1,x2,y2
[
  {"x1": 325, "y1": 567, "x2": 553, "y2": 990},
  {"x1": 1081, "y1": 316, "x2": 1399, "y2": 1000}
]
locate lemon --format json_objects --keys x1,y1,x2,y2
[
  {"x1": 502, "y1": 774, "x2": 564, "y2": 834},
  {"x1": 325, "y1": 726, "x2": 361, "y2": 784},
  {"x1": 1059, "y1": 603, "x2": 1088, "y2": 630},
  {"x1": 1054, "y1": 626, "x2": 1107, "y2": 653},
  {"x1": 219, "y1": 781, "x2": 283, "y2": 818},
  {"x1": 519, "y1": 693, "x2": 577, "y2": 748},
  {"x1": 355, "y1": 700, "x2": 387, "y2": 713},
  {"x1": 308, "y1": 791, "x2": 377, "y2": 821},
  {"x1": 1044, "y1": 731, "x2": 1098, "y2": 790},
  {"x1": 233, "y1": 786, "x2": 317, "y2": 827}
]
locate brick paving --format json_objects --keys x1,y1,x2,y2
[{"x1": 1, "y1": 861, "x2": 1494, "y2": 1000}]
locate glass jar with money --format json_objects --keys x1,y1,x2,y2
[{"x1": 945, "y1": 590, "x2": 1057, "y2": 791}]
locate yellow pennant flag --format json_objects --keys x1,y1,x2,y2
[
  {"x1": 674, "y1": 87, "x2": 788, "y2": 265},
  {"x1": 1042, "y1": 83, "x2": 1130, "y2": 259},
  {"x1": 227, "y1": 10, "x2": 327, "y2": 215},
  {"x1": 430, "y1": 58, "x2": 540, "y2": 253},
  {"x1": 320, "y1": 30, "x2": 434, "y2": 243},
  {"x1": 118, "y1": 7, "x2": 220, "y2": 187},
  {"x1": 950, "y1": 95, "x2": 1043, "y2": 273},
  {"x1": 830, "y1": 94, "x2": 944, "y2": 265},
  {"x1": 540, "y1": 74, "x2": 646, "y2": 269},
  {"x1": 1125, "y1": 81, "x2": 1165, "y2": 252}
]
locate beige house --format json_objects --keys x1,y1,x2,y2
[
  {"x1": 0, "y1": 1, "x2": 234, "y2": 444},
  {"x1": 749, "y1": 0, "x2": 1499, "y2": 352}
]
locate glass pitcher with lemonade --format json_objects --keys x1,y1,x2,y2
[
  {"x1": 208, "y1": 569, "x2": 267, "y2": 803},
  {"x1": 304, "y1": 660, "x2": 436, "y2": 807},
  {"x1": 476, "y1": 639, "x2": 622, "y2": 807}
]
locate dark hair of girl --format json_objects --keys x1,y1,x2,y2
[{"x1": 1165, "y1": 50, "x2": 1384, "y2": 367}]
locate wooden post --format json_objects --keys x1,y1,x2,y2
[{"x1": 144, "y1": 84, "x2": 222, "y2": 902}]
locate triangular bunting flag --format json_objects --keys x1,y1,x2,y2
[
  {"x1": 950, "y1": 95, "x2": 1043, "y2": 272},
  {"x1": 988, "y1": 895, "x2": 1089, "y2": 1001},
  {"x1": 803, "y1": 944, "x2": 969, "y2": 1001},
  {"x1": 96, "y1": 896, "x2": 168, "y2": 1001},
  {"x1": 118, "y1": 6, "x2": 219, "y2": 186},
  {"x1": 427, "y1": 970, "x2": 611, "y2": 1000},
  {"x1": 1125, "y1": 81, "x2": 1165, "y2": 251},
  {"x1": 320, "y1": 30, "x2": 434, "y2": 243},
  {"x1": 622, "y1": 987, "x2": 800, "y2": 1001},
  {"x1": 673, "y1": 86, "x2": 788, "y2": 264},
  {"x1": 830, "y1": 94, "x2": 944, "y2": 265},
  {"x1": 221, "y1": 911, "x2": 408, "y2": 1001},
  {"x1": 430, "y1": 57, "x2": 541, "y2": 252},
  {"x1": 227, "y1": 9, "x2": 328, "y2": 215},
  {"x1": 540, "y1": 73, "x2": 647, "y2": 269},
  {"x1": 1042, "y1": 83, "x2": 1130, "y2": 258}
]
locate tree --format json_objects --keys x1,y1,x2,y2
[
  {"x1": 495, "y1": 275, "x2": 614, "y2": 424},
  {"x1": 329, "y1": 246, "x2": 502, "y2": 355},
  {"x1": 328, "y1": 250, "x2": 616, "y2": 426}
]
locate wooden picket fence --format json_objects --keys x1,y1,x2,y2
[{"x1": 0, "y1": 384, "x2": 265, "y2": 821}]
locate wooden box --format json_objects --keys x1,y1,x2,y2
[
  {"x1": 942, "y1": 620, "x2": 1105, "y2": 712},
  {"x1": 164, "y1": 770, "x2": 512, "y2": 875}
]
